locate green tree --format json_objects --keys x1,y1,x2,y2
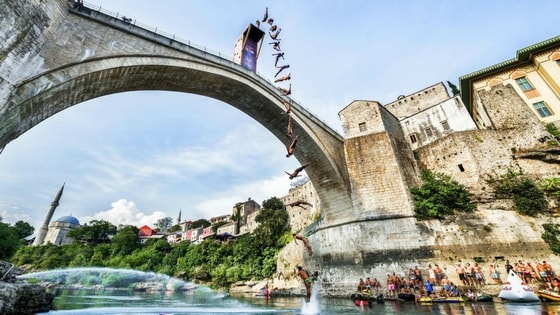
[
  {"x1": 69, "y1": 253, "x2": 88, "y2": 267},
  {"x1": 111, "y1": 225, "x2": 140, "y2": 257},
  {"x1": 411, "y1": 170, "x2": 475, "y2": 220},
  {"x1": 254, "y1": 197, "x2": 290, "y2": 248},
  {"x1": 12, "y1": 220, "x2": 34, "y2": 239},
  {"x1": 155, "y1": 217, "x2": 173, "y2": 232},
  {"x1": 0, "y1": 222, "x2": 20, "y2": 260},
  {"x1": 67, "y1": 220, "x2": 117, "y2": 245}
]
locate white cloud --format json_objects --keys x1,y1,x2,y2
[
  {"x1": 78, "y1": 199, "x2": 167, "y2": 228},
  {"x1": 0, "y1": 203, "x2": 33, "y2": 225},
  {"x1": 195, "y1": 175, "x2": 291, "y2": 219}
]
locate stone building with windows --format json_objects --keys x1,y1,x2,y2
[{"x1": 460, "y1": 35, "x2": 560, "y2": 129}]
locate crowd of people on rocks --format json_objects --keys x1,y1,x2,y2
[{"x1": 355, "y1": 260, "x2": 560, "y2": 300}]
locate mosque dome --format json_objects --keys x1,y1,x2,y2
[{"x1": 54, "y1": 215, "x2": 80, "y2": 226}]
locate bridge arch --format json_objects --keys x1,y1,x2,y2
[{"x1": 1, "y1": 21, "x2": 353, "y2": 224}]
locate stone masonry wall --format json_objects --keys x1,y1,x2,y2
[{"x1": 384, "y1": 82, "x2": 450, "y2": 119}]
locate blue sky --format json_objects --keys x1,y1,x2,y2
[{"x1": 1, "y1": 0, "x2": 559, "y2": 229}]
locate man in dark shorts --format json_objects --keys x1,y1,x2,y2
[
  {"x1": 297, "y1": 266, "x2": 312, "y2": 302},
  {"x1": 456, "y1": 263, "x2": 467, "y2": 285}
]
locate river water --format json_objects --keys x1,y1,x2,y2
[
  {"x1": 42, "y1": 287, "x2": 560, "y2": 315},
  {"x1": 20, "y1": 268, "x2": 560, "y2": 314}
]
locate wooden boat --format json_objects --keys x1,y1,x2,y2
[
  {"x1": 537, "y1": 289, "x2": 560, "y2": 302},
  {"x1": 418, "y1": 296, "x2": 464, "y2": 303},
  {"x1": 498, "y1": 270, "x2": 540, "y2": 302}
]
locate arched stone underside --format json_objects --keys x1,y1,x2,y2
[
  {"x1": 1, "y1": 0, "x2": 352, "y2": 232},
  {"x1": 1, "y1": 53, "x2": 353, "y2": 225}
]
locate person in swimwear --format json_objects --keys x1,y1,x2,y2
[{"x1": 297, "y1": 266, "x2": 312, "y2": 302}]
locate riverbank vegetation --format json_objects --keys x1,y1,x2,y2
[{"x1": 8, "y1": 197, "x2": 290, "y2": 289}]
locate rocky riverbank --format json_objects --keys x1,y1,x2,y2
[{"x1": 0, "y1": 281, "x2": 55, "y2": 314}]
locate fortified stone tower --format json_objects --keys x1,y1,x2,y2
[{"x1": 338, "y1": 100, "x2": 418, "y2": 218}]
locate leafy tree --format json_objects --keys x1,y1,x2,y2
[
  {"x1": 111, "y1": 225, "x2": 140, "y2": 257},
  {"x1": 12, "y1": 220, "x2": 34, "y2": 239},
  {"x1": 155, "y1": 217, "x2": 173, "y2": 232},
  {"x1": 69, "y1": 253, "x2": 88, "y2": 267},
  {"x1": 191, "y1": 219, "x2": 211, "y2": 229},
  {"x1": 254, "y1": 197, "x2": 290, "y2": 248},
  {"x1": 0, "y1": 222, "x2": 20, "y2": 260},
  {"x1": 411, "y1": 170, "x2": 475, "y2": 220},
  {"x1": 67, "y1": 220, "x2": 117, "y2": 245}
]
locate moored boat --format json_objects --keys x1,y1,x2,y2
[
  {"x1": 498, "y1": 270, "x2": 540, "y2": 302},
  {"x1": 418, "y1": 296, "x2": 464, "y2": 303},
  {"x1": 537, "y1": 289, "x2": 560, "y2": 302}
]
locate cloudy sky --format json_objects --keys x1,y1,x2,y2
[{"x1": 1, "y1": 0, "x2": 559, "y2": 230}]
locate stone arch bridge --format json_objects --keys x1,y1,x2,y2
[{"x1": 0, "y1": 0, "x2": 353, "y2": 225}]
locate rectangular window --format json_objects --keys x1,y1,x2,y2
[
  {"x1": 441, "y1": 120, "x2": 450, "y2": 130},
  {"x1": 424, "y1": 127, "x2": 433, "y2": 138},
  {"x1": 533, "y1": 101, "x2": 553, "y2": 117},
  {"x1": 358, "y1": 122, "x2": 366, "y2": 132},
  {"x1": 515, "y1": 77, "x2": 533, "y2": 91},
  {"x1": 410, "y1": 133, "x2": 417, "y2": 143}
]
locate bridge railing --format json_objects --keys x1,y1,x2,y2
[
  {"x1": 81, "y1": 1, "x2": 226, "y2": 59},
  {"x1": 77, "y1": 1, "x2": 341, "y2": 136}
]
